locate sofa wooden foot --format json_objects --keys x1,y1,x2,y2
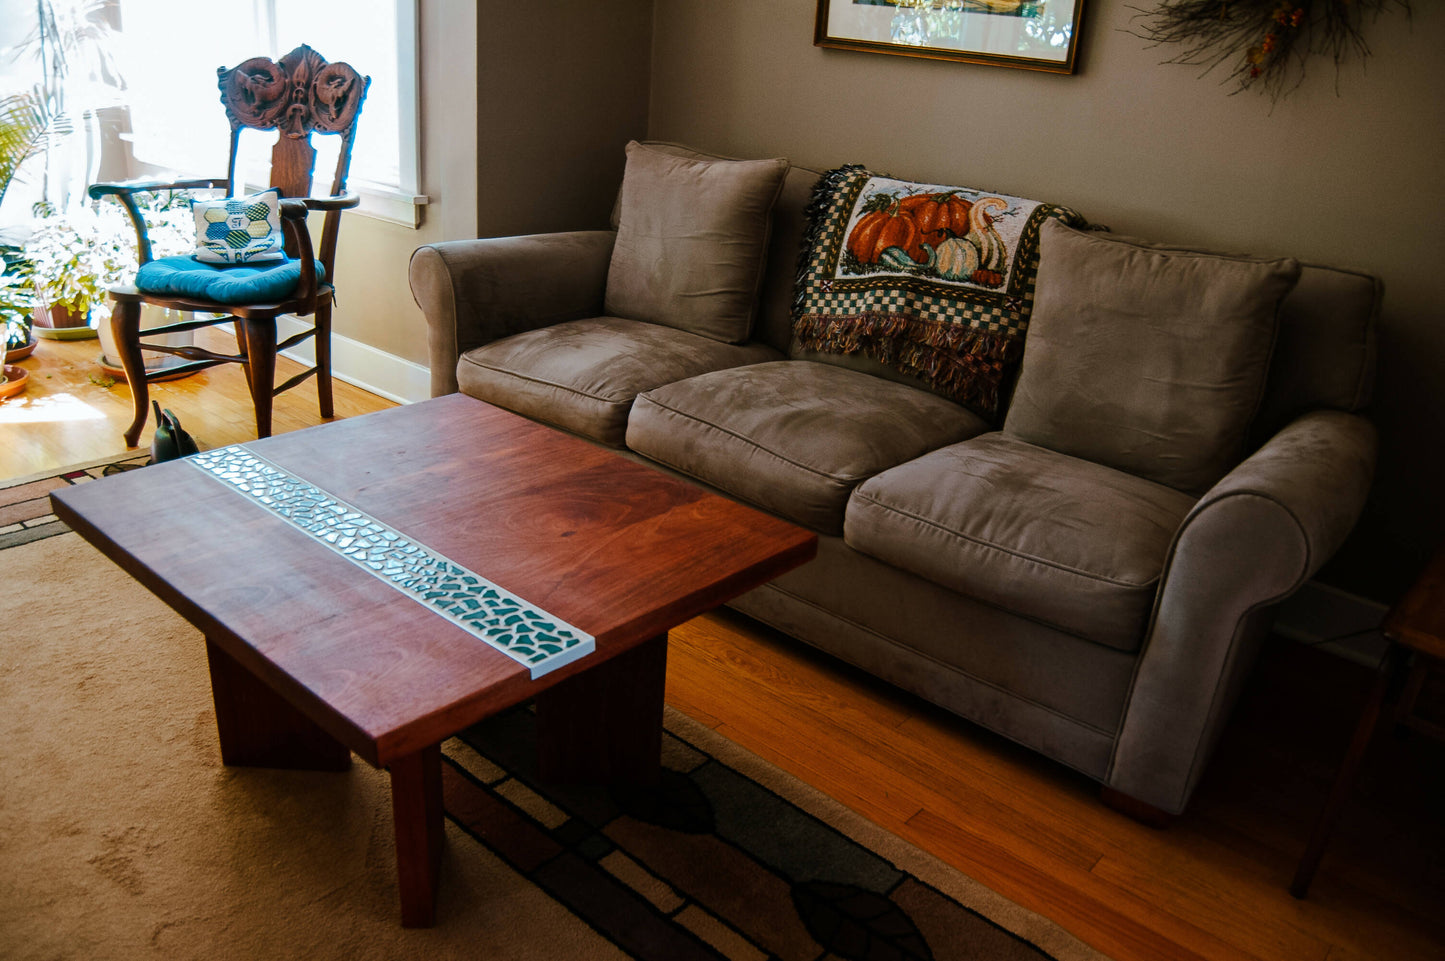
[{"x1": 1100, "y1": 786, "x2": 1175, "y2": 828}]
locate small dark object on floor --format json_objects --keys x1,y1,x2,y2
[{"x1": 149, "y1": 400, "x2": 200, "y2": 463}]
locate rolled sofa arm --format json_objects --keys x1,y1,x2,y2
[
  {"x1": 409, "y1": 230, "x2": 616, "y2": 396},
  {"x1": 1107, "y1": 409, "x2": 1377, "y2": 814}
]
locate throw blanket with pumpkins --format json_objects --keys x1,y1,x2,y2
[{"x1": 794, "y1": 165, "x2": 1088, "y2": 419}]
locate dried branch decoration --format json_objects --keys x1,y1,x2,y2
[{"x1": 1131, "y1": 1, "x2": 1411, "y2": 102}]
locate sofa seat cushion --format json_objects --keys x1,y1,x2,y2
[
  {"x1": 626, "y1": 361, "x2": 989, "y2": 535},
  {"x1": 456, "y1": 316, "x2": 782, "y2": 447},
  {"x1": 846, "y1": 433, "x2": 1198, "y2": 652}
]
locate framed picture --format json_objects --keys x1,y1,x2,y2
[{"x1": 814, "y1": 0, "x2": 1085, "y2": 74}]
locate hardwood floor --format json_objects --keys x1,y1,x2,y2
[
  {"x1": 0, "y1": 327, "x2": 393, "y2": 478},
  {"x1": 5, "y1": 333, "x2": 1441, "y2": 960},
  {"x1": 666, "y1": 613, "x2": 1445, "y2": 961}
]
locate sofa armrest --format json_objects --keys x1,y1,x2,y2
[
  {"x1": 1107, "y1": 409, "x2": 1377, "y2": 814},
  {"x1": 409, "y1": 230, "x2": 615, "y2": 396}
]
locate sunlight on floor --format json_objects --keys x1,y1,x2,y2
[{"x1": 0, "y1": 393, "x2": 110, "y2": 425}]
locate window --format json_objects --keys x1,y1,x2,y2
[{"x1": 117, "y1": 0, "x2": 422, "y2": 225}]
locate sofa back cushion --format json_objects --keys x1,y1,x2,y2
[
  {"x1": 1004, "y1": 220, "x2": 1301, "y2": 495},
  {"x1": 604, "y1": 140, "x2": 788, "y2": 344},
  {"x1": 609, "y1": 144, "x2": 1380, "y2": 437},
  {"x1": 1252, "y1": 264, "x2": 1379, "y2": 441},
  {"x1": 753, "y1": 163, "x2": 823, "y2": 352}
]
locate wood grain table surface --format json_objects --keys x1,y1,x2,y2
[
  {"x1": 53, "y1": 393, "x2": 817, "y2": 766},
  {"x1": 51, "y1": 394, "x2": 817, "y2": 925}
]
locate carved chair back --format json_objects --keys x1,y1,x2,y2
[{"x1": 216, "y1": 44, "x2": 369, "y2": 269}]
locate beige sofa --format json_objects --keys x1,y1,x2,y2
[{"x1": 410, "y1": 142, "x2": 1378, "y2": 816}]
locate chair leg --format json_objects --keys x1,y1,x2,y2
[
  {"x1": 241, "y1": 317, "x2": 278, "y2": 439},
  {"x1": 314, "y1": 301, "x2": 334, "y2": 420},
  {"x1": 232, "y1": 319, "x2": 253, "y2": 394},
  {"x1": 110, "y1": 301, "x2": 150, "y2": 448}
]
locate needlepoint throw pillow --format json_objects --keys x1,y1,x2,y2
[
  {"x1": 192, "y1": 188, "x2": 285, "y2": 264},
  {"x1": 793, "y1": 164, "x2": 1089, "y2": 420},
  {"x1": 604, "y1": 140, "x2": 789, "y2": 345},
  {"x1": 1003, "y1": 220, "x2": 1301, "y2": 495}
]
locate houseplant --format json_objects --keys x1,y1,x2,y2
[
  {"x1": 22, "y1": 199, "x2": 129, "y2": 336},
  {"x1": 1, "y1": 254, "x2": 37, "y2": 361},
  {"x1": 23, "y1": 190, "x2": 196, "y2": 344},
  {"x1": 4, "y1": 0, "x2": 126, "y2": 338},
  {"x1": 0, "y1": 252, "x2": 31, "y2": 396},
  {"x1": 1, "y1": 92, "x2": 47, "y2": 355},
  {"x1": 88, "y1": 189, "x2": 202, "y2": 374}
]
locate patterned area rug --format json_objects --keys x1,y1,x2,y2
[
  {"x1": 0, "y1": 458, "x2": 1107, "y2": 961},
  {"x1": 0, "y1": 451, "x2": 149, "y2": 550},
  {"x1": 443, "y1": 705, "x2": 1090, "y2": 961}
]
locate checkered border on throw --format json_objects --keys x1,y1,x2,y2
[{"x1": 798, "y1": 166, "x2": 1083, "y2": 338}]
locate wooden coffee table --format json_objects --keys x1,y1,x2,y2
[{"x1": 51, "y1": 394, "x2": 816, "y2": 926}]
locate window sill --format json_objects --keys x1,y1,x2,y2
[
  {"x1": 352, "y1": 182, "x2": 429, "y2": 228},
  {"x1": 242, "y1": 177, "x2": 429, "y2": 228}
]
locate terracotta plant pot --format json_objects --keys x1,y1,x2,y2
[
  {"x1": 33, "y1": 303, "x2": 97, "y2": 341},
  {"x1": 0, "y1": 363, "x2": 29, "y2": 400},
  {"x1": 3, "y1": 330, "x2": 36, "y2": 363},
  {"x1": 35, "y1": 302, "x2": 89, "y2": 329}
]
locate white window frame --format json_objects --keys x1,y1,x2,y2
[
  {"x1": 121, "y1": 0, "x2": 427, "y2": 228},
  {"x1": 348, "y1": 0, "x2": 427, "y2": 227}
]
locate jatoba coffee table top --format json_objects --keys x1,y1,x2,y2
[{"x1": 52, "y1": 395, "x2": 817, "y2": 766}]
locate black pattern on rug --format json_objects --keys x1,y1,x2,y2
[{"x1": 442, "y1": 706, "x2": 1061, "y2": 961}]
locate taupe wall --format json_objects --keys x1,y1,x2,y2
[
  {"x1": 332, "y1": 0, "x2": 652, "y2": 367},
  {"x1": 474, "y1": 0, "x2": 653, "y2": 238},
  {"x1": 647, "y1": 0, "x2": 1445, "y2": 601}
]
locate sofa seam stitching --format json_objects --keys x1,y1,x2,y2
[
  {"x1": 627, "y1": 435, "x2": 845, "y2": 536},
  {"x1": 637, "y1": 395, "x2": 874, "y2": 485},
  {"x1": 849, "y1": 489, "x2": 1166, "y2": 590},
  {"x1": 462, "y1": 357, "x2": 634, "y2": 406}
]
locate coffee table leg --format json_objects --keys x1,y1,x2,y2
[
  {"x1": 205, "y1": 639, "x2": 351, "y2": 771},
  {"x1": 535, "y1": 632, "x2": 667, "y2": 784},
  {"x1": 391, "y1": 743, "x2": 444, "y2": 927}
]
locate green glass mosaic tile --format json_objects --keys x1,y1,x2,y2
[{"x1": 190, "y1": 446, "x2": 595, "y2": 678}]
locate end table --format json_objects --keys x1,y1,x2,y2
[{"x1": 1290, "y1": 546, "x2": 1445, "y2": 898}]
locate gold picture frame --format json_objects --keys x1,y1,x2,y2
[{"x1": 814, "y1": 0, "x2": 1086, "y2": 74}]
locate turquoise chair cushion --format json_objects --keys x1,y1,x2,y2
[{"x1": 135, "y1": 255, "x2": 325, "y2": 305}]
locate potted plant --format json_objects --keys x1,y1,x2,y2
[
  {"x1": 4, "y1": 1, "x2": 127, "y2": 340},
  {"x1": 1, "y1": 90, "x2": 47, "y2": 354},
  {"x1": 1, "y1": 253, "x2": 36, "y2": 361},
  {"x1": 22, "y1": 198, "x2": 130, "y2": 337},
  {"x1": 90, "y1": 188, "x2": 201, "y2": 374},
  {"x1": 0, "y1": 253, "x2": 32, "y2": 396}
]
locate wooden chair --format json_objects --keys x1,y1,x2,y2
[{"x1": 90, "y1": 44, "x2": 369, "y2": 446}]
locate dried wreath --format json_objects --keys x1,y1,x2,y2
[{"x1": 1131, "y1": 1, "x2": 1412, "y2": 102}]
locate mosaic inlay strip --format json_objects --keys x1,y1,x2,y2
[{"x1": 189, "y1": 446, "x2": 594, "y2": 678}]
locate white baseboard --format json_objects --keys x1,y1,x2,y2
[
  {"x1": 276, "y1": 316, "x2": 430, "y2": 405},
  {"x1": 1273, "y1": 580, "x2": 1390, "y2": 666}
]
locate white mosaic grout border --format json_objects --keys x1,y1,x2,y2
[{"x1": 189, "y1": 446, "x2": 594, "y2": 679}]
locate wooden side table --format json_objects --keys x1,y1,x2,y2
[{"x1": 1290, "y1": 546, "x2": 1445, "y2": 898}]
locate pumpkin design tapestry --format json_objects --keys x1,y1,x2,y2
[{"x1": 794, "y1": 165, "x2": 1087, "y2": 419}]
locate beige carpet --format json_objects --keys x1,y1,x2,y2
[{"x1": 0, "y1": 530, "x2": 1106, "y2": 961}]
